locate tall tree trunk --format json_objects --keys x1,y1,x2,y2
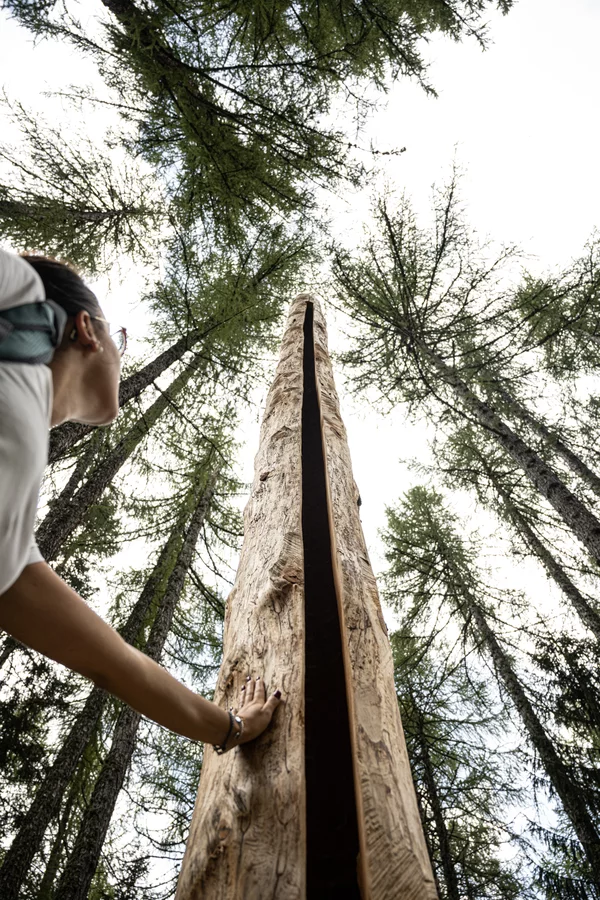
[
  {"x1": 37, "y1": 352, "x2": 207, "y2": 561},
  {"x1": 53, "y1": 473, "x2": 217, "y2": 900},
  {"x1": 492, "y1": 476, "x2": 600, "y2": 640},
  {"x1": 467, "y1": 598, "x2": 600, "y2": 873},
  {"x1": 37, "y1": 783, "x2": 77, "y2": 900},
  {"x1": 428, "y1": 349, "x2": 600, "y2": 566},
  {"x1": 0, "y1": 690, "x2": 106, "y2": 900},
  {"x1": 415, "y1": 711, "x2": 460, "y2": 900},
  {"x1": 489, "y1": 381, "x2": 600, "y2": 501},
  {"x1": 412, "y1": 781, "x2": 444, "y2": 900},
  {"x1": 0, "y1": 500, "x2": 195, "y2": 900},
  {"x1": 177, "y1": 295, "x2": 436, "y2": 900}
]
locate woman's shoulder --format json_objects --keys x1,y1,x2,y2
[
  {"x1": 0, "y1": 250, "x2": 45, "y2": 312},
  {"x1": 0, "y1": 362, "x2": 52, "y2": 468}
]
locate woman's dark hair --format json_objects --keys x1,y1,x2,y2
[{"x1": 21, "y1": 255, "x2": 101, "y2": 318}]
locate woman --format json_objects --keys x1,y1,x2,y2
[{"x1": 0, "y1": 249, "x2": 281, "y2": 753}]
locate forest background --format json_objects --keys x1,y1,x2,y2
[{"x1": 1, "y1": 0, "x2": 600, "y2": 898}]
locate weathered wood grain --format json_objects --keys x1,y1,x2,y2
[
  {"x1": 312, "y1": 296, "x2": 438, "y2": 899},
  {"x1": 175, "y1": 298, "x2": 307, "y2": 900},
  {"x1": 176, "y1": 294, "x2": 437, "y2": 899}
]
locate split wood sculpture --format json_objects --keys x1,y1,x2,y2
[{"x1": 175, "y1": 295, "x2": 437, "y2": 900}]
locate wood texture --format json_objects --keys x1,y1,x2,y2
[
  {"x1": 176, "y1": 294, "x2": 437, "y2": 899},
  {"x1": 312, "y1": 298, "x2": 437, "y2": 899},
  {"x1": 175, "y1": 298, "x2": 307, "y2": 900}
]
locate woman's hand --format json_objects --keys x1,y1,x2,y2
[
  {"x1": 0, "y1": 562, "x2": 283, "y2": 749},
  {"x1": 230, "y1": 676, "x2": 282, "y2": 747}
]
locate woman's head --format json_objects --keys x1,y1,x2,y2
[{"x1": 22, "y1": 255, "x2": 122, "y2": 427}]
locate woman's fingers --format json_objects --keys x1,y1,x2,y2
[
  {"x1": 263, "y1": 690, "x2": 282, "y2": 717},
  {"x1": 237, "y1": 675, "x2": 282, "y2": 725},
  {"x1": 254, "y1": 677, "x2": 266, "y2": 704}
]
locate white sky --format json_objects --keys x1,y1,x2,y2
[{"x1": 1, "y1": 0, "x2": 599, "y2": 588}]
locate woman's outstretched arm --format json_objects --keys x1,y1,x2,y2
[{"x1": 0, "y1": 562, "x2": 281, "y2": 746}]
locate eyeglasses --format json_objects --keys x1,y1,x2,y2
[{"x1": 92, "y1": 316, "x2": 128, "y2": 357}]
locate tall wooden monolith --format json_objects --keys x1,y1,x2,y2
[{"x1": 175, "y1": 295, "x2": 437, "y2": 900}]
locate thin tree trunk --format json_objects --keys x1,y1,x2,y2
[
  {"x1": 415, "y1": 712, "x2": 460, "y2": 900},
  {"x1": 490, "y1": 382, "x2": 600, "y2": 501},
  {"x1": 37, "y1": 352, "x2": 207, "y2": 561},
  {"x1": 53, "y1": 473, "x2": 217, "y2": 900},
  {"x1": 412, "y1": 781, "x2": 444, "y2": 900},
  {"x1": 0, "y1": 504, "x2": 193, "y2": 900},
  {"x1": 492, "y1": 478, "x2": 600, "y2": 641},
  {"x1": 467, "y1": 598, "x2": 600, "y2": 873},
  {"x1": 37, "y1": 785, "x2": 77, "y2": 900},
  {"x1": 428, "y1": 349, "x2": 600, "y2": 566},
  {"x1": 50, "y1": 431, "x2": 107, "y2": 506}
]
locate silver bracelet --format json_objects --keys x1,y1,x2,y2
[{"x1": 214, "y1": 710, "x2": 244, "y2": 754}]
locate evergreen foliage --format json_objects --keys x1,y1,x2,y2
[
  {"x1": 383, "y1": 487, "x2": 600, "y2": 893},
  {"x1": 2, "y1": 0, "x2": 513, "y2": 235},
  {"x1": 0, "y1": 99, "x2": 164, "y2": 274},
  {"x1": 391, "y1": 629, "x2": 525, "y2": 899}
]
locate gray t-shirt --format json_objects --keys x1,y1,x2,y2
[{"x1": 0, "y1": 249, "x2": 52, "y2": 594}]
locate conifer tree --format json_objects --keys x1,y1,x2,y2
[
  {"x1": 52, "y1": 467, "x2": 218, "y2": 900},
  {"x1": 432, "y1": 425, "x2": 600, "y2": 641},
  {"x1": 333, "y1": 182, "x2": 600, "y2": 567},
  {"x1": 0, "y1": 100, "x2": 163, "y2": 274},
  {"x1": 391, "y1": 629, "x2": 524, "y2": 899},
  {"x1": 382, "y1": 486, "x2": 600, "y2": 887},
  {"x1": 2, "y1": 0, "x2": 513, "y2": 234},
  {"x1": 478, "y1": 378, "x2": 600, "y2": 502},
  {"x1": 513, "y1": 237, "x2": 600, "y2": 378}
]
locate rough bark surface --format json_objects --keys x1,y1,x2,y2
[
  {"x1": 430, "y1": 351, "x2": 600, "y2": 566},
  {"x1": 176, "y1": 295, "x2": 435, "y2": 899},
  {"x1": 493, "y1": 480, "x2": 600, "y2": 641},
  {"x1": 176, "y1": 298, "x2": 306, "y2": 900}
]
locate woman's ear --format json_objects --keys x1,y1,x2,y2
[{"x1": 73, "y1": 310, "x2": 103, "y2": 353}]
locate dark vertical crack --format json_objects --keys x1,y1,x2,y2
[{"x1": 301, "y1": 302, "x2": 362, "y2": 899}]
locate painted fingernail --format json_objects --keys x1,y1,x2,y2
[
  {"x1": 241, "y1": 685, "x2": 245, "y2": 691},
  {"x1": 274, "y1": 690, "x2": 282, "y2": 699},
  {"x1": 246, "y1": 675, "x2": 251, "y2": 682},
  {"x1": 256, "y1": 676, "x2": 261, "y2": 681}
]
